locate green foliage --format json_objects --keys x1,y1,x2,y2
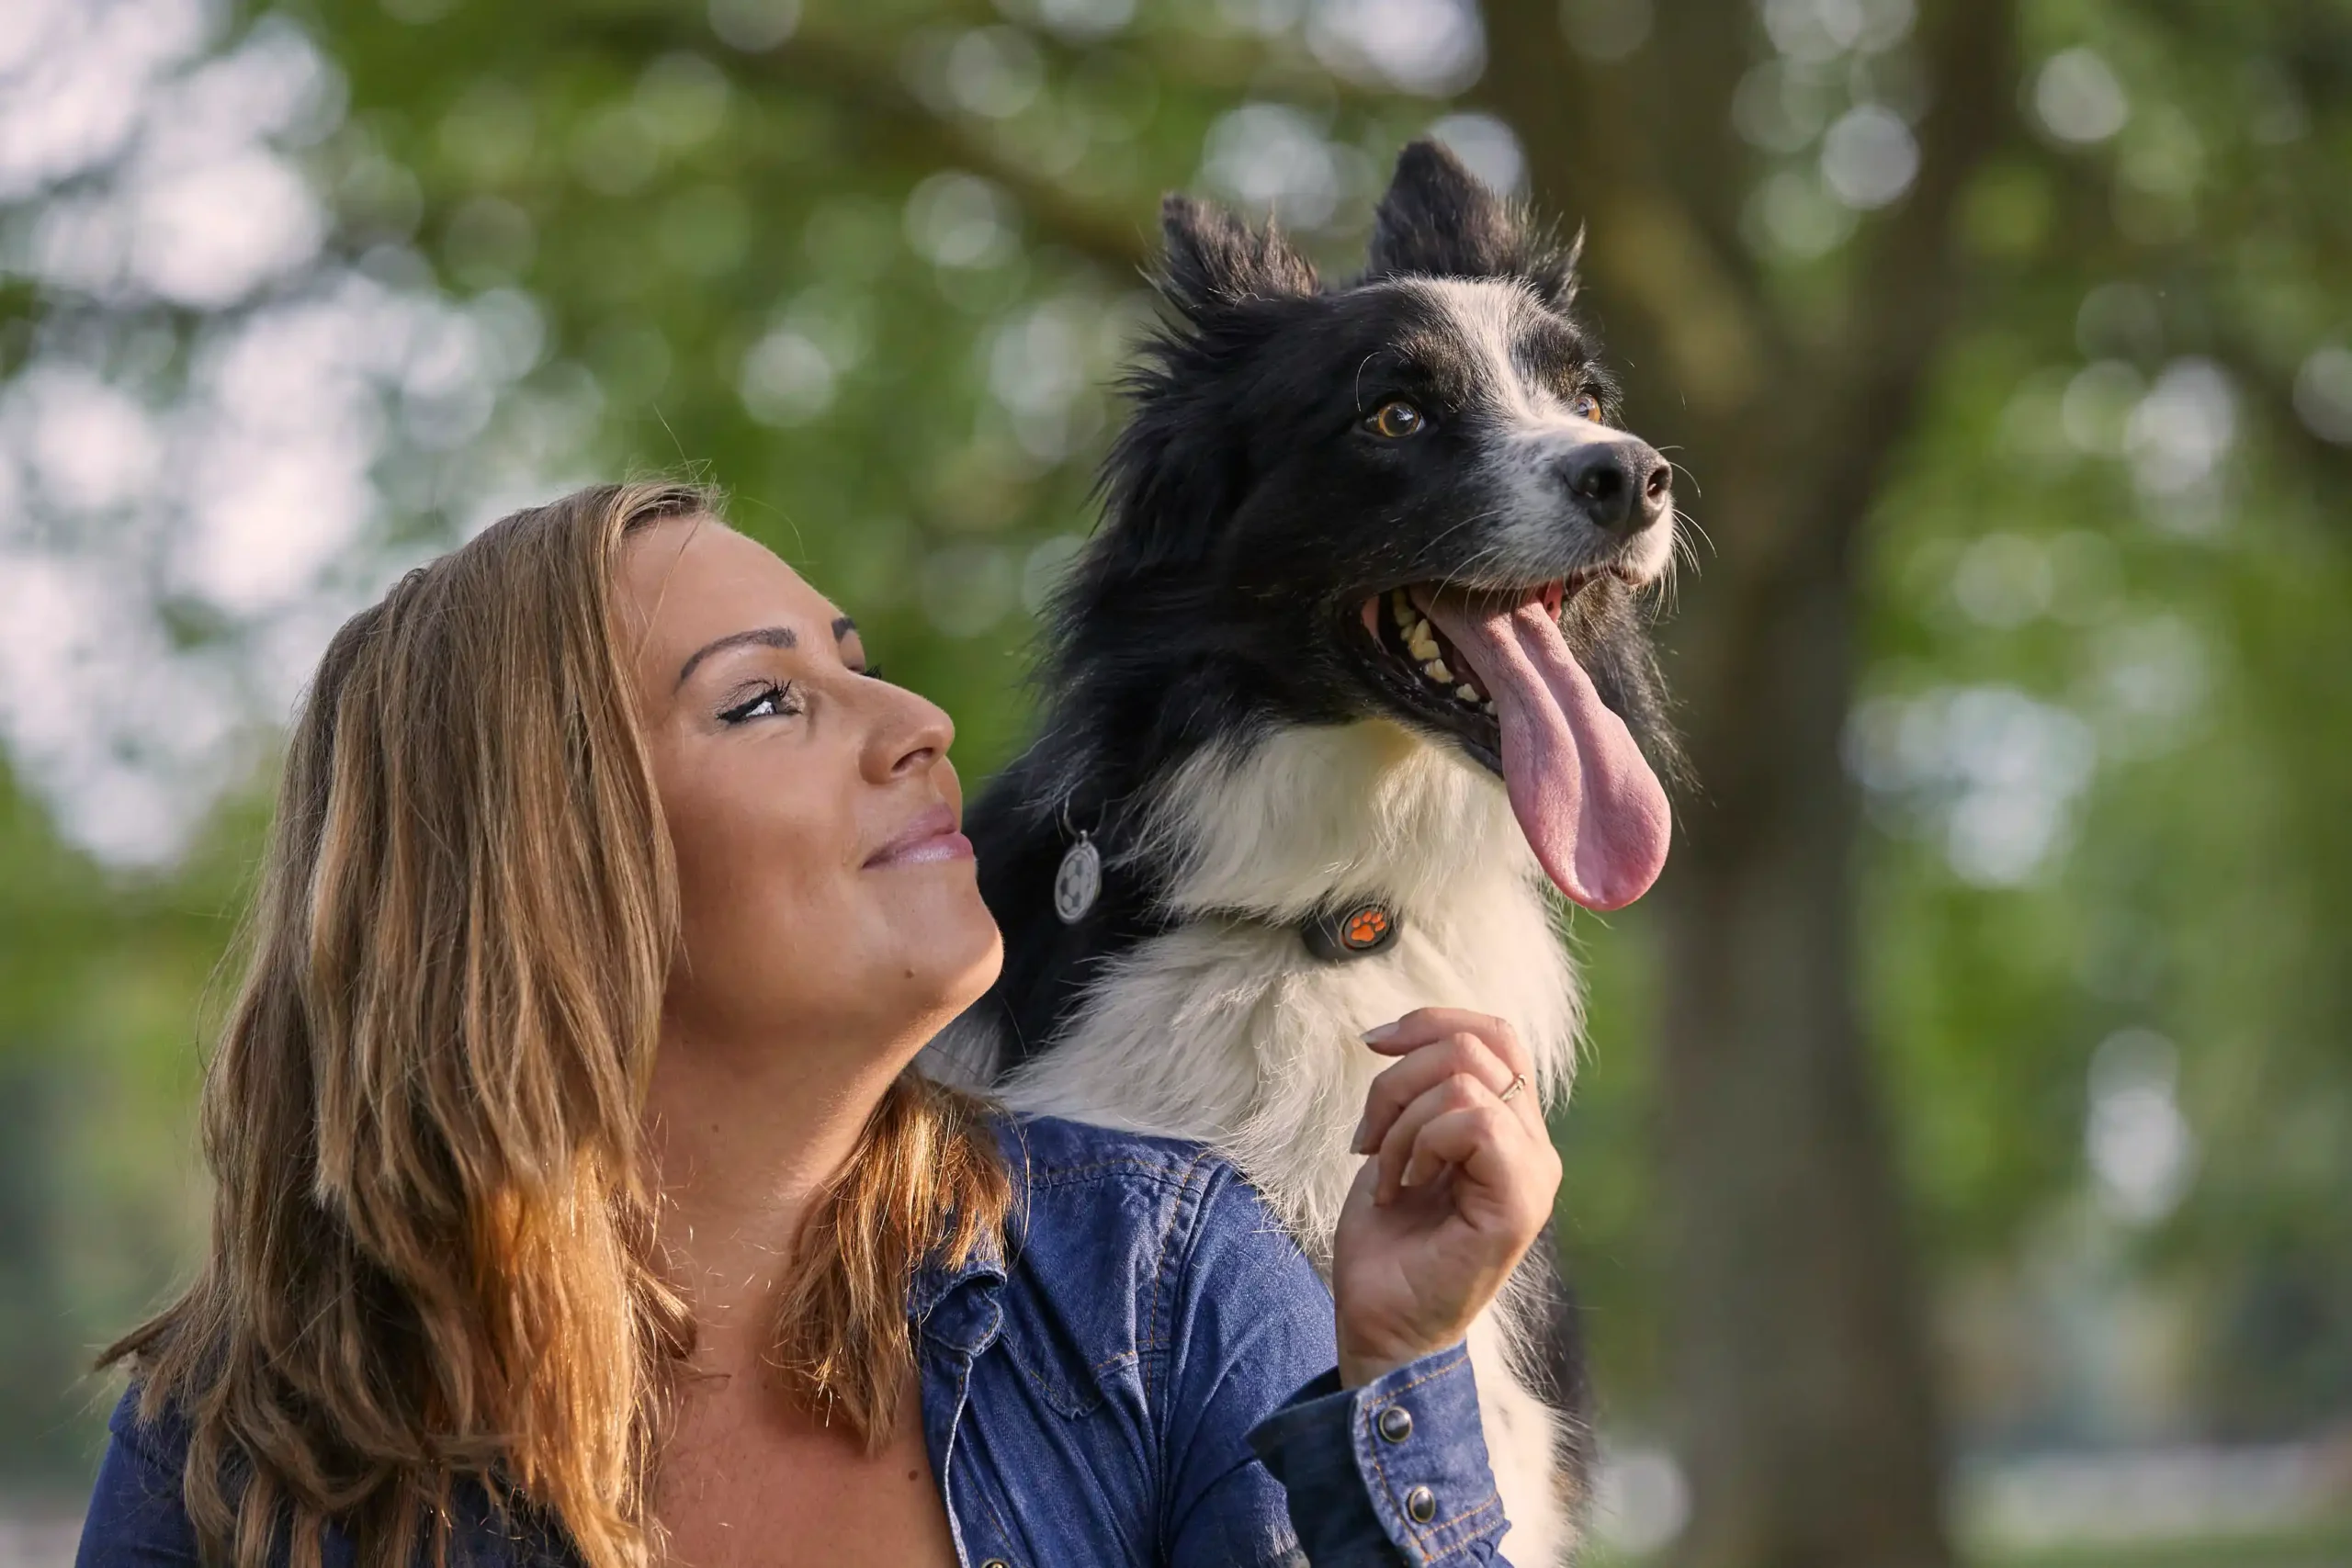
[
  {"x1": 0, "y1": 762, "x2": 238, "y2": 1479},
  {"x1": 5, "y1": 0, "x2": 2351, "y2": 1539}
]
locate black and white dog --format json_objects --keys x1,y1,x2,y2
[{"x1": 933, "y1": 141, "x2": 1680, "y2": 1563}]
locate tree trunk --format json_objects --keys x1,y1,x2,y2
[
  {"x1": 1466, "y1": 0, "x2": 2017, "y2": 1561},
  {"x1": 1652, "y1": 515, "x2": 1951, "y2": 1568}
]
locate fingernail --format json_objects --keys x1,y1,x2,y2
[
  {"x1": 1361, "y1": 1022, "x2": 1400, "y2": 1044},
  {"x1": 1349, "y1": 1115, "x2": 1371, "y2": 1152}
]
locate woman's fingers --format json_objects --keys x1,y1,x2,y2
[
  {"x1": 1355, "y1": 1011, "x2": 1544, "y2": 1153},
  {"x1": 1372, "y1": 1070, "x2": 1547, "y2": 1205},
  {"x1": 1396, "y1": 1102, "x2": 1555, "y2": 1223},
  {"x1": 1374, "y1": 1073, "x2": 1473, "y2": 1203},
  {"x1": 1352, "y1": 1030, "x2": 1515, "y2": 1153},
  {"x1": 1330, "y1": 1015, "x2": 1566, "y2": 1387},
  {"x1": 1363, "y1": 1008, "x2": 1534, "y2": 1081}
]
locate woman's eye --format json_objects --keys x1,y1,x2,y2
[
  {"x1": 861, "y1": 664, "x2": 886, "y2": 682},
  {"x1": 718, "y1": 682, "x2": 801, "y2": 725},
  {"x1": 1365, "y1": 400, "x2": 1426, "y2": 439},
  {"x1": 1570, "y1": 391, "x2": 1605, "y2": 423}
]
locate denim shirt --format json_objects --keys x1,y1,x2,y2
[{"x1": 79, "y1": 1117, "x2": 1515, "y2": 1567}]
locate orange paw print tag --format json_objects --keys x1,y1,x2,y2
[{"x1": 1300, "y1": 899, "x2": 1402, "y2": 963}]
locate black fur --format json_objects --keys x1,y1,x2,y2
[
  {"x1": 1366, "y1": 141, "x2": 1585, "y2": 309},
  {"x1": 968, "y1": 141, "x2": 1675, "y2": 1059}
]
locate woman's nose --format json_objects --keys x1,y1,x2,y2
[{"x1": 866, "y1": 683, "x2": 956, "y2": 783}]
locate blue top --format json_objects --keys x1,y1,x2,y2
[{"x1": 80, "y1": 1117, "x2": 1516, "y2": 1567}]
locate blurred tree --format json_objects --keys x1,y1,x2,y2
[
  {"x1": 1474, "y1": 5, "x2": 2016, "y2": 1562},
  {"x1": 0, "y1": 761, "x2": 227, "y2": 1483},
  {"x1": 6, "y1": 0, "x2": 2352, "y2": 1562}
]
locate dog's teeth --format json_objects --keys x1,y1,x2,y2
[
  {"x1": 1423, "y1": 657, "x2": 1453, "y2": 683},
  {"x1": 1480, "y1": 697, "x2": 1497, "y2": 715},
  {"x1": 1407, "y1": 632, "x2": 1441, "y2": 662},
  {"x1": 1454, "y1": 683, "x2": 1479, "y2": 703}
]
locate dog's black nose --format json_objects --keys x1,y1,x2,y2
[{"x1": 1556, "y1": 440, "x2": 1672, "y2": 533}]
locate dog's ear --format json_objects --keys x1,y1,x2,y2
[
  {"x1": 1159, "y1": 195, "x2": 1319, "y2": 313},
  {"x1": 1365, "y1": 140, "x2": 1580, "y2": 309}
]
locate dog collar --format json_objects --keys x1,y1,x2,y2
[
  {"x1": 1077, "y1": 853, "x2": 1403, "y2": 964},
  {"x1": 1298, "y1": 899, "x2": 1402, "y2": 963}
]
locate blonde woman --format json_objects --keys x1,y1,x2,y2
[{"x1": 78, "y1": 482, "x2": 1560, "y2": 1568}]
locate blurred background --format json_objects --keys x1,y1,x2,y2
[{"x1": 3, "y1": 0, "x2": 2350, "y2": 1563}]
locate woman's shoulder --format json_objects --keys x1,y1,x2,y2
[
  {"x1": 1001, "y1": 1113, "x2": 1243, "y2": 1190},
  {"x1": 945, "y1": 1121, "x2": 1340, "y2": 1566},
  {"x1": 82, "y1": 1387, "x2": 202, "y2": 1565},
  {"x1": 993, "y1": 1114, "x2": 1320, "y2": 1297},
  {"x1": 999, "y1": 1114, "x2": 1289, "y2": 1233},
  {"x1": 978, "y1": 1115, "x2": 1334, "y2": 1420},
  {"x1": 82, "y1": 1388, "x2": 545, "y2": 1568}
]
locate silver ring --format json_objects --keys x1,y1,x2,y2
[{"x1": 1498, "y1": 1073, "x2": 1528, "y2": 1105}]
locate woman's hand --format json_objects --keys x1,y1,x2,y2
[{"x1": 1329, "y1": 1008, "x2": 1562, "y2": 1388}]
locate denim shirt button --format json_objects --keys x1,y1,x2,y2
[
  {"x1": 1376, "y1": 1404, "x2": 1413, "y2": 1443},
  {"x1": 1405, "y1": 1484, "x2": 1437, "y2": 1523},
  {"x1": 981, "y1": 1560, "x2": 1011, "y2": 1568}
]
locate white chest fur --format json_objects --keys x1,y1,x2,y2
[{"x1": 996, "y1": 720, "x2": 1585, "y2": 1564}]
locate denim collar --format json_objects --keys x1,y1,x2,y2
[
  {"x1": 908, "y1": 1240, "x2": 1009, "y2": 1354},
  {"x1": 905, "y1": 1115, "x2": 1031, "y2": 1355}
]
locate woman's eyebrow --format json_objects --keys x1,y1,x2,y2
[
  {"x1": 674, "y1": 626, "x2": 795, "y2": 690},
  {"x1": 831, "y1": 615, "x2": 856, "y2": 643}
]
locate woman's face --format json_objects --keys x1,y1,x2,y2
[{"x1": 619, "y1": 517, "x2": 1001, "y2": 1066}]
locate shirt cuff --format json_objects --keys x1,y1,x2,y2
[{"x1": 1247, "y1": 1344, "x2": 1508, "y2": 1566}]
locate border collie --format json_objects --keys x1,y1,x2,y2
[{"x1": 932, "y1": 141, "x2": 1681, "y2": 1563}]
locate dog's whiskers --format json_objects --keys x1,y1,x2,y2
[
  {"x1": 1671, "y1": 518, "x2": 1704, "y2": 578},
  {"x1": 1430, "y1": 534, "x2": 1519, "y2": 600},
  {"x1": 1656, "y1": 451, "x2": 1703, "y2": 502},
  {"x1": 1416, "y1": 507, "x2": 1511, "y2": 571},
  {"x1": 1677, "y1": 511, "x2": 1717, "y2": 572}
]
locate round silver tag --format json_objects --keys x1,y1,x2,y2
[{"x1": 1053, "y1": 833, "x2": 1102, "y2": 925}]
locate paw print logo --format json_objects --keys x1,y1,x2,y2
[
  {"x1": 1300, "y1": 898, "x2": 1401, "y2": 964},
  {"x1": 1342, "y1": 906, "x2": 1392, "y2": 951}
]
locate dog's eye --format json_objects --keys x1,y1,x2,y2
[
  {"x1": 1571, "y1": 391, "x2": 1605, "y2": 423},
  {"x1": 1366, "y1": 400, "x2": 1426, "y2": 439}
]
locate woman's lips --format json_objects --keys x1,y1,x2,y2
[{"x1": 865, "y1": 804, "x2": 975, "y2": 868}]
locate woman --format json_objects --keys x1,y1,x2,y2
[{"x1": 78, "y1": 481, "x2": 1561, "y2": 1567}]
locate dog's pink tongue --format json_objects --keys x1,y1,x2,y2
[{"x1": 1419, "y1": 592, "x2": 1670, "y2": 909}]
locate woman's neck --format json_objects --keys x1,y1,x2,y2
[{"x1": 646, "y1": 1023, "x2": 906, "y2": 1364}]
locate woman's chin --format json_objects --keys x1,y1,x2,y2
[
  {"x1": 894, "y1": 906, "x2": 1003, "y2": 1033},
  {"x1": 941, "y1": 916, "x2": 1006, "y2": 1017}
]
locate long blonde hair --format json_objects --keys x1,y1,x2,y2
[{"x1": 103, "y1": 481, "x2": 1009, "y2": 1568}]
